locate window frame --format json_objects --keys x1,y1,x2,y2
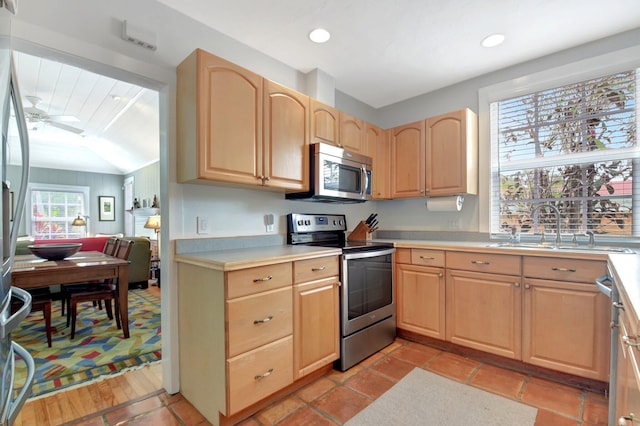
[
  {"x1": 478, "y1": 45, "x2": 640, "y2": 241},
  {"x1": 26, "y1": 183, "x2": 90, "y2": 239}
]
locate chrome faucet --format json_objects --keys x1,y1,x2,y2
[{"x1": 531, "y1": 203, "x2": 562, "y2": 245}]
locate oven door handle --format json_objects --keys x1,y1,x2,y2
[{"x1": 343, "y1": 247, "x2": 396, "y2": 260}]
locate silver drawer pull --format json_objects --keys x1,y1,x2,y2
[
  {"x1": 551, "y1": 267, "x2": 576, "y2": 273},
  {"x1": 420, "y1": 256, "x2": 435, "y2": 260},
  {"x1": 471, "y1": 260, "x2": 490, "y2": 265},
  {"x1": 254, "y1": 368, "x2": 273, "y2": 380},
  {"x1": 254, "y1": 316, "x2": 273, "y2": 324},
  {"x1": 623, "y1": 336, "x2": 640, "y2": 347},
  {"x1": 311, "y1": 266, "x2": 326, "y2": 271},
  {"x1": 253, "y1": 275, "x2": 273, "y2": 282}
]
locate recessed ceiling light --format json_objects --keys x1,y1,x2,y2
[
  {"x1": 481, "y1": 33, "x2": 505, "y2": 48},
  {"x1": 309, "y1": 28, "x2": 331, "y2": 43}
]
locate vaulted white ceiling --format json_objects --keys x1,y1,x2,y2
[
  {"x1": 157, "y1": 0, "x2": 640, "y2": 108},
  {"x1": 9, "y1": 51, "x2": 159, "y2": 175}
]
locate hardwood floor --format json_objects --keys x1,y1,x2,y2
[{"x1": 14, "y1": 282, "x2": 608, "y2": 425}]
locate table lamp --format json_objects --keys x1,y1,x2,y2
[
  {"x1": 144, "y1": 215, "x2": 161, "y2": 256},
  {"x1": 72, "y1": 214, "x2": 88, "y2": 236}
]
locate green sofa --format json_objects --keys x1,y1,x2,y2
[{"x1": 15, "y1": 236, "x2": 152, "y2": 289}]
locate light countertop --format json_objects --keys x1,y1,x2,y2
[{"x1": 174, "y1": 245, "x2": 342, "y2": 271}]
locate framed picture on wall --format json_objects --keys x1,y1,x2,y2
[{"x1": 99, "y1": 196, "x2": 115, "y2": 221}]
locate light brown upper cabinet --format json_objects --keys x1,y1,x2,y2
[
  {"x1": 390, "y1": 120, "x2": 426, "y2": 198},
  {"x1": 390, "y1": 109, "x2": 478, "y2": 199},
  {"x1": 365, "y1": 123, "x2": 390, "y2": 199},
  {"x1": 177, "y1": 49, "x2": 263, "y2": 186},
  {"x1": 263, "y1": 80, "x2": 310, "y2": 190},
  {"x1": 339, "y1": 111, "x2": 364, "y2": 152},
  {"x1": 425, "y1": 108, "x2": 478, "y2": 196},
  {"x1": 310, "y1": 99, "x2": 340, "y2": 146},
  {"x1": 177, "y1": 49, "x2": 309, "y2": 191}
]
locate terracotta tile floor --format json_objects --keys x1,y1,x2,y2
[{"x1": 63, "y1": 338, "x2": 609, "y2": 425}]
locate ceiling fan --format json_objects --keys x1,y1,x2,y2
[{"x1": 23, "y1": 95, "x2": 84, "y2": 135}]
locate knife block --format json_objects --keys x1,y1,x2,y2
[{"x1": 347, "y1": 221, "x2": 372, "y2": 241}]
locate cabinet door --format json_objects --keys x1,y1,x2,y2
[
  {"x1": 425, "y1": 108, "x2": 477, "y2": 196},
  {"x1": 293, "y1": 277, "x2": 340, "y2": 378},
  {"x1": 446, "y1": 269, "x2": 522, "y2": 359},
  {"x1": 523, "y1": 278, "x2": 609, "y2": 381},
  {"x1": 263, "y1": 80, "x2": 309, "y2": 190},
  {"x1": 365, "y1": 123, "x2": 390, "y2": 199},
  {"x1": 196, "y1": 50, "x2": 263, "y2": 184},
  {"x1": 390, "y1": 120, "x2": 425, "y2": 198},
  {"x1": 616, "y1": 317, "x2": 640, "y2": 425},
  {"x1": 339, "y1": 111, "x2": 364, "y2": 152},
  {"x1": 396, "y1": 264, "x2": 445, "y2": 339},
  {"x1": 311, "y1": 100, "x2": 340, "y2": 146}
]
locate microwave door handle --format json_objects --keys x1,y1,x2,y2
[{"x1": 361, "y1": 165, "x2": 368, "y2": 198}]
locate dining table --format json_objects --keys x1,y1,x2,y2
[{"x1": 11, "y1": 251, "x2": 131, "y2": 338}]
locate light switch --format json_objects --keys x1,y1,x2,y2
[{"x1": 197, "y1": 216, "x2": 209, "y2": 234}]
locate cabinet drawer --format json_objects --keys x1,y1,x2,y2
[
  {"x1": 227, "y1": 336, "x2": 293, "y2": 415},
  {"x1": 227, "y1": 262, "x2": 292, "y2": 299},
  {"x1": 446, "y1": 251, "x2": 521, "y2": 275},
  {"x1": 411, "y1": 249, "x2": 445, "y2": 267},
  {"x1": 227, "y1": 287, "x2": 292, "y2": 357},
  {"x1": 294, "y1": 256, "x2": 339, "y2": 283},
  {"x1": 523, "y1": 256, "x2": 606, "y2": 282}
]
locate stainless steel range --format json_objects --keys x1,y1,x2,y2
[{"x1": 287, "y1": 213, "x2": 396, "y2": 371}]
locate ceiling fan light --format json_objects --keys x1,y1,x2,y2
[
  {"x1": 309, "y1": 28, "x2": 330, "y2": 43},
  {"x1": 481, "y1": 33, "x2": 505, "y2": 48}
]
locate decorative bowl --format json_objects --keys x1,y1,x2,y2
[{"x1": 27, "y1": 243, "x2": 82, "y2": 261}]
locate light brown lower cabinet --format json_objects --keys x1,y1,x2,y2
[
  {"x1": 178, "y1": 254, "x2": 339, "y2": 426},
  {"x1": 615, "y1": 309, "x2": 640, "y2": 425},
  {"x1": 522, "y1": 256, "x2": 609, "y2": 381},
  {"x1": 396, "y1": 249, "x2": 610, "y2": 382},
  {"x1": 395, "y1": 248, "x2": 446, "y2": 339},
  {"x1": 445, "y1": 269, "x2": 522, "y2": 359}
]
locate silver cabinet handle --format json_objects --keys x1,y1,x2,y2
[
  {"x1": 623, "y1": 336, "x2": 640, "y2": 347},
  {"x1": 438, "y1": 273, "x2": 443, "y2": 278},
  {"x1": 618, "y1": 413, "x2": 637, "y2": 425},
  {"x1": 614, "y1": 302, "x2": 625, "y2": 311},
  {"x1": 253, "y1": 275, "x2": 273, "y2": 282},
  {"x1": 253, "y1": 316, "x2": 273, "y2": 324},
  {"x1": 551, "y1": 267, "x2": 576, "y2": 272},
  {"x1": 254, "y1": 368, "x2": 273, "y2": 380},
  {"x1": 311, "y1": 266, "x2": 326, "y2": 271},
  {"x1": 471, "y1": 260, "x2": 490, "y2": 265},
  {"x1": 514, "y1": 282, "x2": 520, "y2": 287},
  {"x1": 420, "y1": 256, "x2": 435, "y2": 260}
]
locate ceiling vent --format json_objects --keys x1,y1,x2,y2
[{"x1": 121, "y1": 20, "x2": 157, "y2": 51}]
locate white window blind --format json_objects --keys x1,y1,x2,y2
[{"x1": 490, "y1": 70, "x2": 638, "y2": 237}]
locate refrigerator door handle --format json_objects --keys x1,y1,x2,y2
[
  {"x1": 1, "y1": 341, "x2": 35, "y2": 425},
  {"x1": 8, "y1": 60, "x2": 30, "y2": 257},
  {"x1": 0, "y1": 287, "x2": 31, "y2": 339}
]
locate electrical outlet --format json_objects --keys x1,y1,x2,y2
[
  {"x1": 265, "y1": 213, "x2": 275, "y2": 232},
  {"x1": 197, "y1": 216, "x2": 209, "y2": 234}
]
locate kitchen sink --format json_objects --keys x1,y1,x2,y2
[{"x1": 486, "y1": 242, "x2": 635, "y2": 253}]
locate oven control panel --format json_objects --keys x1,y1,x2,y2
[{"x1": 287, "y1": 213, "x2": 347, "y2": 233}]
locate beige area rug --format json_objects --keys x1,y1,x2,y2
[{"x1": 345, "y1": 368, "x2": 538, "y2": 426}]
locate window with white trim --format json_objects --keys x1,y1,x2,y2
[
  {"x1": 27, "y1": 184, "x2": 89, "y2": 239},
  {"x1": 490, "y1": 70, "x2": 638, "y2": 237}
]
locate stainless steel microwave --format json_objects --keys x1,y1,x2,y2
[{"x1": 286, "y1": 143, "x2": 372, "y2": 203}]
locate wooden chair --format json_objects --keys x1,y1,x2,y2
[
  {"x1": 68, "y1": 239, "x2": 134, "y2": 339},
  {"x1": 12, "y1": 287, "x2": 53, "y2": 347},
  {"x1": 61, "y1": 236, "x2": 120, "y2": 318}
]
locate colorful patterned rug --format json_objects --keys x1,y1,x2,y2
[{"x1": 12, "y1": 289, "x2": 161, "y2": 398}]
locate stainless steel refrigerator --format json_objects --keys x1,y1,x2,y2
[{"x1": 0, "y1": 3, "x2": 36, "y2": 424}]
